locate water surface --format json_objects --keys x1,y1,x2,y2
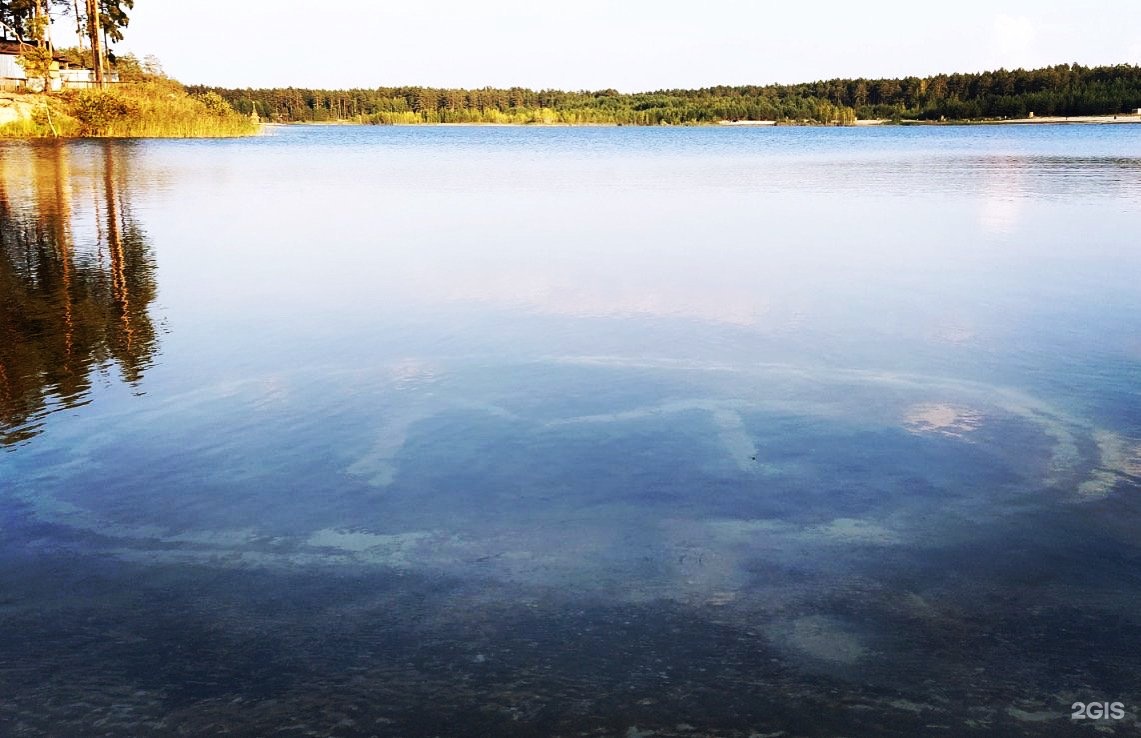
[{"x1": 1, "y1": 125, "x2": 1140, "y2": 737}]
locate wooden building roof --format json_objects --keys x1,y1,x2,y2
[{"x1": 0, "y1": 38, "x2": 77, "y2": 65}]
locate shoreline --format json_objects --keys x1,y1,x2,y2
[
  {"x1": 899, "y1": 113, "x2": 1141, "y2": 126},
  {"x1": 269, "y1": 116, "x2": 1141, "y2": 129},
  {"x1": 978, "y1": 114, "x2": 1141, "y2": 125},
  {"x1": 7, "y1": 98, "x2": 1140, "y2": 139},
  {"x1": 1, "y1": 89, "x2": 261, "y2": 139}
]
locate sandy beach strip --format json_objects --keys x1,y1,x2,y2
[{"x1": 990, "y1": 113, "x2": 1141, "y2": 125}]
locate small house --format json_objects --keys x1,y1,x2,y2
[
  {"x1": 0, "y1": 39, "x2": 25, "y2": 90},
  {"x1": 1, "y1": 39, "x2": 113, "y2": 91}
]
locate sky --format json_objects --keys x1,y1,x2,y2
[{"x1": 55, "y1": 0, "x2": 1141, "y2": 90}]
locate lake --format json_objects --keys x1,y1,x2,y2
[{"x1": 1, "y1": 125, "x2": 1140, "y2": 737}]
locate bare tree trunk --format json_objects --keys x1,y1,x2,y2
[
  {"x1": 86, "y1": 0, "x2": 104, "y2": 88},
  {"x1": 41, "y1": 0, "x2": 52, "y2": 51},
  {"x1": 33, "y1": 0, "x2": 54, "y2": 92},
  {"x1": 73, "y1": 0, "x2": 84, "y2": 53},
  {"x1": 33, "y1": 0, "x2": 43, "y2": 47}
]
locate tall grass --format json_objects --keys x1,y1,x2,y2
[
  {"x1": 0, "y1": 116, "x2": 50, "y2": 137},
  {"x1": 0, "y1": 79, "x2": 261, "y2": 138},
  {"x1": 365, "y1": 107, "x2": 574, "y2": 125}
]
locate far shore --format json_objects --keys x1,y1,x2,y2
[
  {"x1": 720, "y1": 114, "x2": 1141, "y2": 127},
  {"x1": 267, "y1": 114, "x2": 1141, "y2": 129},
  {"x1": 979, "y1": 113, "x2": 1141, "y2": 125},
  {"x1": 895, "y1": 113, "x2": 1141, "y2": 126}
]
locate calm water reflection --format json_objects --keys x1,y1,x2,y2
[
  {"x1": 0, "y1": 142, "x2": 157, "y2": 445},
  {"x1": 1, "y1": 126, "x2": 1140, "y2": 737}
]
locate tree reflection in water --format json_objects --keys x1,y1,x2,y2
[{"x1": 0, "y1": 142, "x2": 158, "y2": 446}]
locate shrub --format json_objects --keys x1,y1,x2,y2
[
  {"x1": 194, "y1": 91, "x2": 233, "y2": 116},
  {"x1": 2, "y1": 80, "x2": 260, "y2": 139},
  {"x1": 70, "y1": 90, "x2": 138, "y2": 135}
]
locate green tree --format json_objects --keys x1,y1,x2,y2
[
  {"x1": 192, "y1": 62, "x2": 1141, "y2": 126},
  {"x1": 97, "y1": 0, "x2": 130, "y2": 43},
  {"x1": 16, "y1": 43, "x2": 53, "y2": 92}
]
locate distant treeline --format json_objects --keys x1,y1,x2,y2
[{"x1": 193, "y1": 63, "x2": 1141, "y2": 125}]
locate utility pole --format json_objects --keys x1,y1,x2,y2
[{"x1": 85, "y1": 0, "x2": 104, "y2": 88}]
